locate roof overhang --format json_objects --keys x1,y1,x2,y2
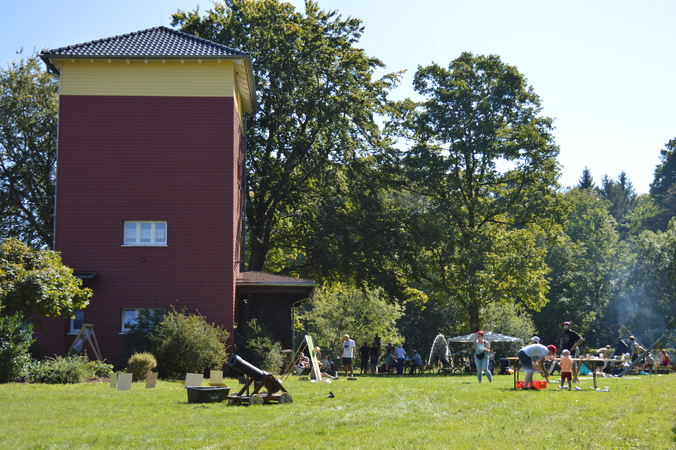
[
  {"x1": 40, "y1": 54, "x2": 258, "y2": 115},
  {"x1": 236, "y1": 271, "x2": 315, "y2": 305}
]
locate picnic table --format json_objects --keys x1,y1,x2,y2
[{"x1": 506, "y1": 356, "x2": 627, "y2": 389}]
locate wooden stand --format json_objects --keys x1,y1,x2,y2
[
  {"x1": 68, "y1": 324, "x2": 102, "y2": 361},
  {"x1": 227, "y1": 374, "x2": 293, "y2": 405}
]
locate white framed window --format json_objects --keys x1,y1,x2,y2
[
  {"x1": 69, "y1": 310, "x2": 84, "y2": 335},
  {"x1": 120, "y1": 308, "x2": 165, "y2": 333},
  {"x1": 123, "y1": 221, "x2": 167, "y2": 246}
]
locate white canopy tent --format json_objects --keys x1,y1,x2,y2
[{"x1": 447, "y1": 332, "x2": 524, "y2": 345}]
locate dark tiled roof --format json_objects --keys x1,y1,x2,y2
[
  {"x1": 41, "y1": 26, "x2": 248, "y2": 59},
  {"x1": 237, "y1": 271, "x2": 316, "y2": 286}
]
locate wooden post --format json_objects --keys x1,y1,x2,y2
[{"x1": 68, "y1": 324, "x2": 102, "y2": 361}]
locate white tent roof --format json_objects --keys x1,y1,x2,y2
[{"x1": 447, "y1": 332, "x2": 524, "y2": 343}]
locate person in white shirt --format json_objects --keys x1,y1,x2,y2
[
  {"x1": 395, "y1": 344, "x2": 407, "y2": 375},
  {"x1": 341, "y1": 334, "x2": 356, "y2": 378},
  {"x1": 517, "y1": 337, "x2": 556, "y2": 389}
]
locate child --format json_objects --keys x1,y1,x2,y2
[{"x1": 560, "y1": 349, "x2": 573, "y2": 390}]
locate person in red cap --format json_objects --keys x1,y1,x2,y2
[
  {"x1": 560, "y1": 321, "x2": 584, "y2": 383},
  {"x1": 518, "y1": 341, "x2": 556, "y2": 389},
  {"x1": 472, "y1": 330, "x2": 492, "y2": 383}
]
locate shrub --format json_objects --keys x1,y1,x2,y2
[
  {"x1": 31, "y1": 354, "x2": 92, "y2": 384},
  {"x1": 234, "y1": 319, "x2": 284, "y2": 374},
  {"x1": 89, "y1": 359, "x2": 114, "y2": 378},
  {"x1": 127, "y1": 352, "x2": 157, "y2": 381},
  {"x1": 150, "y1": 308, "x2": 229, "y2": 379},
  {"x1": 0, "y1": 313, "x2": 35, "y2": 383}
]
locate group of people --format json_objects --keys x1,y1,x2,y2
[
  {"x1": 326, "y1": 324, "x2": 671, "y2": 383},
  {"x1": 338, "y1": 334, "x2": 424, "y2": 377}
]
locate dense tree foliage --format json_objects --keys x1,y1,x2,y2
[
  {"x1": 172, "y1": 0, "x2": 400, "y2": 272},
  {"x1": 578, "y1": 167, "x2": 595, "y2": 190},
  {"x1": 301, "y1": 283, "x2": 403, "y2": 361},
  {"x1": 0, "y1": 238, "x2": 91, "y2": 327},
  {"x1": 649, "y1": 138, "x2": 676, "y2": 231},
  {"x1": 0, "y1": 55, "x2": 57, "y2": 248},
  {"x1": 533, "y1": 189, "x2": 621, "y2": 346},
  {"x1": 395, "y1": 53, "x2": 561, "y2": 331}
]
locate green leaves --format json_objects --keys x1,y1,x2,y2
[
  {"x1": 0, "y1": 238, "x2": 91, "y2": 327},
  {"x1": 0, "y1": 55, "x2": 58, "y2": 248},
  {"x1": 395, "y1": 53, "x2": 561, "y2": 331},
  {"x1": 173, "y1": 0, "x2": 400, "y2": 272}
]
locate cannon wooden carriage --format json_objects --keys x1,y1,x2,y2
[{"x1": 226, "y1": 354, "x2": 293, "y2": 405}]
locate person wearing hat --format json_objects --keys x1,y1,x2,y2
[
  {"x1": 560, "y1": 321, "x2": 584, "y2": 383},
  {"x1": 518, "y1": 341, "x2": 556, "y2": 389},
  {"x1": 472, "y1": 330, "x2": 492, "y2": 383},
  {"x1": 341, "y1": 334, "x2": 356, "y2": 378}
]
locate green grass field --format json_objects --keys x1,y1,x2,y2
[{"x1": 1, "y1": 372, "x2": 674, "y2": 449}]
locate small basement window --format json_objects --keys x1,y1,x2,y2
[{"x1": 123, "y1": 221, "x2": 167, "y2": 246}]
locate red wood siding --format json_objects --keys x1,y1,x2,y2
[{"x1": 37, "y1": 95, "x2": 242, "y2": 364}]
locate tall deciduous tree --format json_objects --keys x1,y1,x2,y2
[
  {"x1": 172, "y1": 0, "x2": 399, "y2": 272},
  {"x1": 622, "y1": 218, "x2": 676, "y2": 332},
  {"x1": 534, "y1": 188, "x2": 621, "y2": 346},
  {"x1": 301, "y1": 283, "x2": 403, "y2": 361},
  {"x1": 0, "y1": 55, "x2": 57, "y2": 248},
  {"x1": 395, "y1": 53, "x2": 561, "y2": 332},
  {"x1": 0, "y1": 238, "x2": 92, "y2": 327}
]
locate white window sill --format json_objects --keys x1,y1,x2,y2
[{"x1": 121, "y1": 245, "x2": 168, "y2": 247}]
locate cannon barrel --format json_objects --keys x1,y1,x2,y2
[{"x1": 228, "y1": 354, "x2": 269, "y2": 382}]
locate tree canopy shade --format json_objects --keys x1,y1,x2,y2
[
  {"x1": 0, "y1": 238, "x2": 91, "y2": 327},
  {"x1": 395, "y1": 53, "x2": 561, "y2": 332},
  {"x1": 0, "y1": 55, "x2": 57, "y2": 249},
  {"x1": 172, "y1": 0, "x2": 400, "y2": 272}
]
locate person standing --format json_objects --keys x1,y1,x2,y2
[
  {"x1": 472, "y1": 330, "x2": 492, "y2": 383},
  {"x1": 559, "y1": 349, "x2": 573, "y2": 390},
  {"x1": 395, "y1": 344, "x2": 406, "y2": 375},
  {"x1": 342, "y1": 334, "x2": 356, "y2": 378},
  {"x1": 359, "y1": 341, "x2": 371, "y2": 374},
  {"x1": 517, "y1": 337, "x2": 556, "y2": 390},
  {"x1": 374, "y1": 334, "x2": 382, "y2": 357},
  {"x1": 560, "y1": 321, "x2": 584, "y2": 383},
  {"x1": 629, "y1": 336, "x2": 644, "y2": 375},
  {"x1": 370, "y1": 342, "x2": 379, "y2": 374}
]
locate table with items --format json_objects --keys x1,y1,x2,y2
[{"x1": 505, "y1": 356, "x2": 629, "y2": 389}]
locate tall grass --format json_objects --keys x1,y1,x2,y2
[{"x1": 1, "y1": 373, "x2": 674, "y2": 449}]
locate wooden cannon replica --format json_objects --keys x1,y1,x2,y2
[{"x1": 226, "y1": 354, "x2": 293, "y2": 405}]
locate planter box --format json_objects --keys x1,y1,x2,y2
[{"x1": 186, "y1": 386, "x2": 230, "y2": 404}]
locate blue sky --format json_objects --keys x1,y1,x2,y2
[{"x1": 3, "y1": 0, "x2": 674, "y2": 193}]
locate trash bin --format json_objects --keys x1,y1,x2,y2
[{"x1": 186, "y1": 386, "x2": 230, "y2": 403}]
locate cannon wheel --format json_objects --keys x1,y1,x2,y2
[
  {"x1": 250, "y1": 394, "x2": 263, "y2": 405},
  {"x1": 437, "y1": 368, "x2": 446, "y2": 375},
  {"x1": 281, "y1": 392, "x2": 293, "y2": 404}
]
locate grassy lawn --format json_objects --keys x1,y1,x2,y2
[{"x1": 1, "y1": 372, "x2": 674, "y2": 449}]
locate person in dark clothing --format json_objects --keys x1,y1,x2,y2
[
  {"x1": 359, "y1": 341, "x2": 371, "y2": 374},
  {"x1": 560, "y1": 321, "x2": 584, "y2": 383},
  {"x1": 370, "y1": 342, "x2": 379, "y2": 374}
]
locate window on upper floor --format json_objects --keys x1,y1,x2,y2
[{"x1": 123, "y1": 221, "x2": 167, "y2": 246}]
